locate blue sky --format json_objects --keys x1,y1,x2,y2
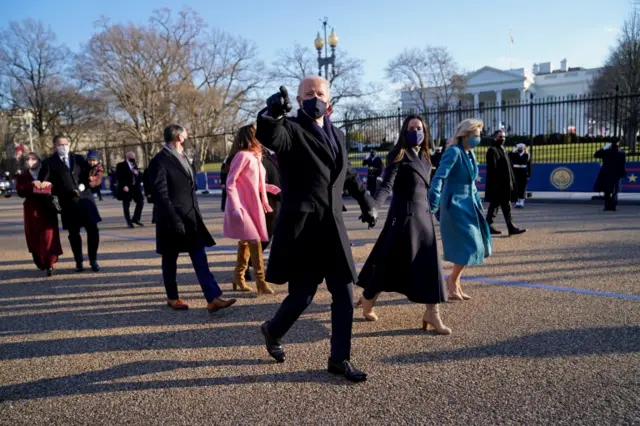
[{"x1": 2, "y1": 0, "x2": 632, "y2": 104}]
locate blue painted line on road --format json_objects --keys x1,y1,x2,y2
[{"x1": 353, "y1": 263, "x2": 640, "y2": 301}]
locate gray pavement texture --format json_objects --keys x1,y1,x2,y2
[{"x1": 0, "y1": 196, "x2": 638, "y2": 426}]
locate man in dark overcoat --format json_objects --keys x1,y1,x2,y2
[
  {"x1": 594, "y1": 141, "x2": 627, "y2": 211},
  {"x1": 116, "y1": 152, "x2": 144, "y2": 228},
  {"x1": 485, "y1": 130, "x2": 526, "y2": 236},
  {"x1": 363, "y1": 150, "x2": 383, "y2": 196},
  {"x1": 257, "y1": 76, "x2": 377, "y2": 382},
  {"x1": 38, "y1": 135, "x2": 102, "y2": 272},
  {"x1": 147, "y1": 124, "x2": 235, "y2": 313}
]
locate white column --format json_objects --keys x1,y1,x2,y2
[
  {"x1": 473, "y1": 93, "x2": 480, "y2": 117},
  {"x1": 496, "y1": 90, "x2": 503, "y2": 131},
  {"x1": 520, "y1": 89, "x2": 527, "y2": 135}
]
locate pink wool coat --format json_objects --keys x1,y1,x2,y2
[{"x1": 223, "y1": 150, "x2": 273, "y2": 242}]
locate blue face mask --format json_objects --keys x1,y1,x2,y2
[
  {"x1": 467, "y1": 136, "x2": 481, "y2": 148},
  {"x1": 406, "y1": 130, "x2": 424, "y2": 146}
]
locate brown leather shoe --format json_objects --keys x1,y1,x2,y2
[
  {"x1": 207, "y1": 297, "x2": 236, "y2": 313},
  {"x1": 167, "y1": 298, "x2": 189, "y2": 310}
]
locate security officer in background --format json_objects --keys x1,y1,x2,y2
[
  {"x1": 594, "y1": 140, "x2": 627, "y2": 211},
  {"x1": 508, "y1": 143, "x2": 531, "y2": 208},
  {"x1": 362, "y1": 150, "x2": 383, "y2": 196}
]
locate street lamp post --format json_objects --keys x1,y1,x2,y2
[
  {"x1": 314, "y1": 17, "x2": 339, "y2": 79},
  {"x1": 22, "y1": 111, "x2": 33, "y2": 153}
]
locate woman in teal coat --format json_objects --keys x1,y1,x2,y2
[{"x1": 428, "y1": 119, "x2": 492, "y2": 301}]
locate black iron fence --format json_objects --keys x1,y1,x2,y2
[
  {"x1": 334, "y1": 90, "x2": 640, "y2": 165},
  {"x1": 89, "y1": 91, "x2": 640, "y2": 171},
  {"x1": 92, "y1": 132, "x2": 235, "y2": 171}
]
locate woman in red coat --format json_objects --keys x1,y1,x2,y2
[{"x1": 16, "y1": 152, "x2": 63, "y2": 277}]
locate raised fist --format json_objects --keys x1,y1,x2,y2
[{"x1": 266, "y1": 86, "x2": 293, "y2": 118}]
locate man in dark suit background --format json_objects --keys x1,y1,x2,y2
[
  {"x1": 116, "y1": 152, "x2": 144, "y2": 228},
  {"x1": 362, "y1": 150, "x2": 383, "y2": 196},
  {"x1": 256, "y1": 76, "x2": 377, "y2": 382},
  {"x1": 147, "y1": 124, "x2": 235, "y2": 314},
  {"x1": 485, "y1": 130, "x2": 526, "y2": 236},
  {"x1": 594, "y1": 141, "x2": 627, "y2": 211},
  {"x1": 38, "y1": 135, "x2": 102, "y2": 272}
]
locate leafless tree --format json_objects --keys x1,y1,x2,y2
[
  {"x1": 386, "y1": 46, "x2": 465, "y2": 140},
  {"x1": 176, "y1": 29, "x2": 264, "y2": 170},
  {"x1": 80, "y1": 8, "x2": 203, "y2": 153},
  {"x1": 590, "y1": 11, "x2": 640, "y2": 152},
  {"x1": 0, "y1": 19, "x2": 82, "y2": 152},
  {"x1": 386, "y1": 46, "x2": 465, "y2": 112},
  {"x1": 269, "y1": 43, "x2": 377, "y2": 109}
]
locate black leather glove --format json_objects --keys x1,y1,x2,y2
[
  {"x1": 172, "y1": 222, "x2": 186, "y2": 235},
  {"x1": 359, "y1": 208, "x2": 378, "y2": 229},
  {"x1": 266, "y1": 86, "x2": 293, "y2": 118}
]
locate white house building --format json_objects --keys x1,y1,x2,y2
[{"x1": 400, "y1": 59, "x2": 603, "y2": 138}]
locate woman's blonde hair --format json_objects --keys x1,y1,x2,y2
[{"x1": 447, "y1": 119, "x2": 484, "y2": 147}]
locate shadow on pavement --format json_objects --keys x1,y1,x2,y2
[
  {"x1": 382, "y1": 326, "x2": 640, "y2": 364},
  {"x1": 0, "y1": 360, "x2": 347, "y2": 402},
  {"x1": 0, "y1": 318, "x2": 329, "y2": 361}
]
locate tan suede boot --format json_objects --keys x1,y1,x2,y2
[
  {"x1": 249, "y1": 242, "x2": 274, "y2": 294},
  {"x1": 422, "y1": 304, "x2": 452, "y2": 335},
  {"x1": 232, "y1": 241, "x2": 252, "y2": 292}
]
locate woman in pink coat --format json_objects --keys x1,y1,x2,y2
[{"x1": 224, "y1": 124, "x2": 276, "y2": 294}]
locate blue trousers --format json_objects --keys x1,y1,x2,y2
[
  {"x1": 161, "y1": 246, "x2": 222, "y2": 303},
  {"x1": 268, "y1": 278, "x2": 355, "y2": 362}
]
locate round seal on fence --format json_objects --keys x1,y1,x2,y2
[{"x1": 550, "y1": 167, "x2": 574, "y2": 190}]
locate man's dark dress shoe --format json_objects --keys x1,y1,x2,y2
[
  {"x1": 261, "y1": 322, "x2": 285, "y2": 363},
  {"x1": 75, "y1": 263, "x2": 85, "y2": 273},
  {"x1": 127, "y1": 222, "x2": 135, "y2": 228},
  {"x1": 327, "y1": 359, "x2": 367, "y2": 383},
  {"x1": 508, "y1": 228, "x2": 527, "y2": 236},
  {"x1": 133, "y1": 221, "x2": 144, "y2": 227},
  {"x1": 90, "y1": 261, "x2": 100, "y2": 272},
  {"x1": 489, "y1": 226, "x2": 502, "y2": 235}
]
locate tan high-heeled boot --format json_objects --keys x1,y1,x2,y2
[
  {"x1": 249, "y1": 242, "x2": 274, "y2": 294},
  {"x1": 422, "y1": 304, "x2": 452, "y2": 335},
  {"x1": 232, "y1": 241, "x2": 253, "y2": 292},
  {"x1": 356, "y1": 294, "x2": 379, "y2": 321}
]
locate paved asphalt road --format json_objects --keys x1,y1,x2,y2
[{"x1": 0, "y1": 196, "x2": 638, "y2": 425}]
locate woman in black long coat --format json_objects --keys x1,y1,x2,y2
[{"x1": 356, "y1": 115, "x2": 450, "y2": 335}]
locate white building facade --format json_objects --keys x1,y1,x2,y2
[{"x1": 400, "y1": 59, "x2": 603, "y2": 138}]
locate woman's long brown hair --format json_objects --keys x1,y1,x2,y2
[
  {"x1": 227, "y1": 124, "x2": 262, "y2": 165},
  {"x1": 388, "y1": 114, "x2": 432, "y2": 165}
]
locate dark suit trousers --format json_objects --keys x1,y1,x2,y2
[
  {"x1": 68, "y1": 223, "x2": 99, "y2": 264},
  {"x1": 123, "y1": 192, "x2": 144, "y2": 223},
  {"x1": 221, "y1": 189, "x2": 227, "y2": 211},
  {"x1": 604, "y1": 181, "x2": 620, "y2": 211},
  {"x1": 487, "y1": 199, "x2": 515, "y2": 230},
  {"x1": 268, "y1": 277, "x2": 355, "y2": 362},
  {"x1": 161, "y1": 245, "x2": 222, "y2": 303}
]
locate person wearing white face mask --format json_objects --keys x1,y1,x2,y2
[
  {"x1": 16, "y1": 152, "x2": 63, "y2": 276},
  {"x1": 38, "y1": 135, "x2": 102, "y2": 272}
]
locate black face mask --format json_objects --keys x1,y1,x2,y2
[
  {"x1": 128, "y1": 158, "x2": 136, "y2": 165},
  {"x1": 302, "y1": 97, "x2": 327, "y2": 120},
  {"x1": 494, "y1": 138, "x2": 505, "y2": 146}
]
